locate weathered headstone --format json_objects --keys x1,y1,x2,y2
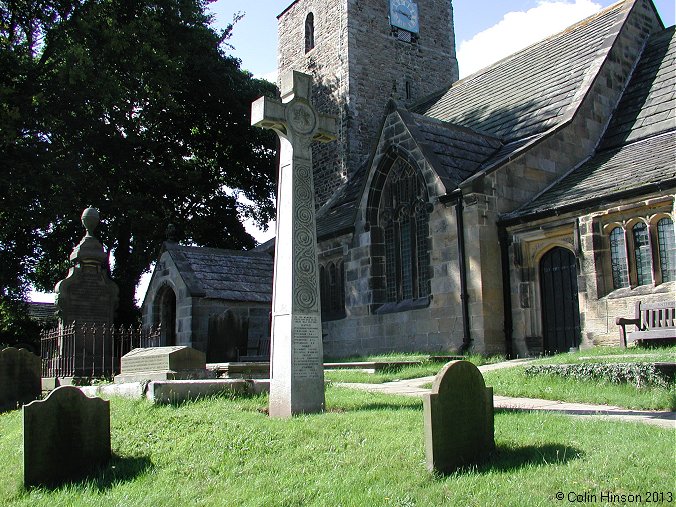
[
  {"x1": 54, "y1": 207, "x2": 119, "y2": 376},
  {"x1": 23, "y1": 386, "x2": 110, "y2": 487},
  {"x1": 0, "y1": 348, "x2": 41, "y2": 412},
  {"x1": 114, "y1": 346, "x2": 211, "y2": 383},
  {"x1": 423, "y1": 360, "x2": 495, "y2": 474},
  {"x1": 251, "y1": 71, "x2": 336, "y2": 417}
]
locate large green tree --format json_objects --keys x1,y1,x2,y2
[{"x1": 0, "y1": 0, "x2": 278, "y2": 338}]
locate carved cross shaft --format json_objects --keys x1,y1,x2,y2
[{"x1": 251, "y1": 71, "x2": 336, "y2": 418}]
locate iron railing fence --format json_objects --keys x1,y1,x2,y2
[{"x1": 41, "y1": 322, "x2": 160, "y2": 378}]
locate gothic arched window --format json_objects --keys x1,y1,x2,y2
[
  {"x1": 379, "y1": 158, "x2": 430, "y2": 303},
  {"x1": 305, "y1": 13, "x2": 315, "y2": 53},
  {"x1": 657, "y1": 217, "x2": 675, "y2": 282},
  {"x1": 632, "y1": 222, "x2": 652, "y2": 286},
  {"x1": 609, "y1": 226, "x2": 629, "y2": 289}
]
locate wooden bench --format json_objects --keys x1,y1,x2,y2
[{"x1": 615, "y1": 300, "x2": 676, "y2": 347}]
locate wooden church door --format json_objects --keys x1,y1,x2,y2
[{"x1": 539, "y1": 247, "x2": 581, "y2": 354}]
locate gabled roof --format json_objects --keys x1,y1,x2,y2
[
  {"x1": 163, "y1": 243, "x2": 273, "y2": 303},
  {"x1": 317, "y1": 1, "x2": 638, "y2": 239},
  {"x1": 411, "y1": 1, "x2": 628, "y2": 142},
  {"x1": 501, "y1": 131, "x2": 675, "y2": 222},
  {"x1": 402, "y1": 111, "x2": 503, "y2": 189},
  {"x1": 600, "y1": 26, "x2": 676, "y2": 150},
  {"x1": 502, "y1": 26, "x2": 676, "y2": 223},
  {"x1": 317, "y1": 161, "x2": 368, "y2": 240}
]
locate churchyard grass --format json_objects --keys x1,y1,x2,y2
[
  {"x1": 483, "y1": 366, "x2": 675, "y2": 410},
  {"x1": 1, "y1": 387, "x2": 673, "y2": 507},
  {"x1": 481, "y1": 346, "x2": 676, "y2": 410},
  {"x1": 324, "y1": 353, "x2": 504, "y2": 384},
  {"x1": 404, "y1": 348, "x2": 673, "y2": 410},
  {"x1": 524, "y1": 345, "x2": 676, "y2": 364}
]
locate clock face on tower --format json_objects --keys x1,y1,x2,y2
[{"x1": 390, "y1": 0, "x2": 420, "y2": 34}]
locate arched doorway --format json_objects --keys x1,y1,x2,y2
[
  {"x1": 156, "y1": 286, "x2": 177, "y2": 346},
  {"x1": 539, "y1": 247, "x2": 581, "y2": 354}
]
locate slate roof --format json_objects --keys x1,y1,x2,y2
[
  {"x1": 501, "y1": 132, "x2": 676, "y2": 222},
  {"x1": 599, "y1": 26, "x2": 676, "y2": 150},
  {"x1": 412, "y1": 2, "x2": 626, "y2": 141},
  {"x1": 317, "y1": 2, "x2": 631, "y2": 239},
  {"x1": 317, "y1": 162, "x2": 368, "y2": 239},
  {"x1": 502, "y1": 26, "x2": 676, "y2": 223},
  {"x1": 403, "y1": 112, "x2": 503, "y2": 189},
  {"x1": 164, "y1": 243, "x2": 273, "y2": 303}
]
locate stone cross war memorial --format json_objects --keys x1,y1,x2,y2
[{"x1": 251, "y1": 70, "x2": 336, "y2": 418}]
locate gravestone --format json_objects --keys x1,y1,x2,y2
[
  {"x1": 423, "y1": 360, "x2": 495, "y2": 474},
  {"x1": 54, "y1": 207, "x2": 119, "y2": 376},
  {"x1": 251, "y1": 70, "x2": 336, "y2": 417},
  {"x1": 114, "y1": 346, "x2": 211, "y2": 383},
  {"x1": 0, "y1": 348, "x2": 41, "y2": 412},
  {"x1": 23, "y1": 386, "x2": 110, "y2": 487}
]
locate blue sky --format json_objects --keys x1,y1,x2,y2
[
  {"x1": 31, "y1": 0, "x2": 676, "y2": 303},
  {"x1": 211, "y1": 0, "x2": 675, "y2": 79}
]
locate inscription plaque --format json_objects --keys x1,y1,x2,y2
[{"x1": 292, "y1": 315, "x2": 323, "y2": 380}]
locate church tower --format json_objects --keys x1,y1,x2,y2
[{"x1": 277, "y1": 0, "x2": 459, "y2": 208}]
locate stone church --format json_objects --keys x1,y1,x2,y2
[
  {"x1": 144, "y1": 0, "x2": 674, "y2": 359},
  {"x1": 283, "y1": 0, "x2": 675, "y2": 358}
]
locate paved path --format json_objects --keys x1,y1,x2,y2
[{"x1": 337, "y1": 359, "x2": 676, "y2": 429}]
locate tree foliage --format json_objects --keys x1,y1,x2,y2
[{"x1": 0, "y1": 0, "x2": 278, "y2": 328}]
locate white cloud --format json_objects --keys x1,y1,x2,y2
[
  {"x1": 255, "y1": 69, "x2": 278, "y2": 84},
  {"x1": 457, "y1": 0, "x2": 603, "y2": 78}
]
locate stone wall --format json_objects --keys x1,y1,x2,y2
[
  {"x1": 321, "y1": 109, "x2": 469, "y2": 358},
  {"x1": 506, "y1": 193, "x2": 675, "y2": 356},
  {"x1": 142, "y1": 251, "x2": 271, "y2": 356},
  {"x1": 311, "y1": 0, "x2": 666, "y2": 357},
  {"x1": 454, "y1": 0, "x2": 663, "y2": 354},
  {"x1": 278, "y1": 0, "x2": 458, "y2": 208},
  {"x1": 141, "y1": 251, "x2": 193, "y2": 347}
]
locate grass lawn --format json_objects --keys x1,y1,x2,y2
[
  {"x1": 1, "y1": 388, "x2": 673, "y2": 507},
  {"x1": 483, "y1": 367, "x2": 676, "y2": 410},
  {"x1": 324, "y1": 354, "x2": 504, "y2": 384},
  {"x1": 482, "y1": 346, "x2": 676, "y2": 411},
  {"x1": 329, "y1": 347, "x2": 676, "y2": 410},
  {"x1": 526, "y1": 345, "x2": 676, "y2": 364}
]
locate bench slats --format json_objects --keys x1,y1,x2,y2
[{"x1": 616, "y1": 300, "x2": 676, "y2": 347}]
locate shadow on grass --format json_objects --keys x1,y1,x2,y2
[
  {"x1": 483, "y1": 444, "x2": 583, "y2": 472},
  {"x1": 329, "y1": 401, "x2": 422, "y2": 413},
  {"x1": 434, "y1": 444, "x2": 583, "y2": 477},
  {"x1": 26, "y1": 454, "x2": 152, "y2": 492}
]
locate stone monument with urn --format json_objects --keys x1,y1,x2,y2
[{"x1": 54, "y1": 207, "x2": 119, "y2": 376}]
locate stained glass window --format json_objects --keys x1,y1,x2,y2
[
  {"x1": 609, "y1": 227, "x2": 628, "y2": 289},
  {"x1": 657, "y1": 218, "x2": 675, "y2": 282},
  {"x1": 380, "y1": 158, "x2": 430, "y2": 303},
  {"x1": 320, "y1": 261, "x2": 345, "y2": 319},
  {"x1": 633, "y1": 222, "x2": 652, "y2": 286}
]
